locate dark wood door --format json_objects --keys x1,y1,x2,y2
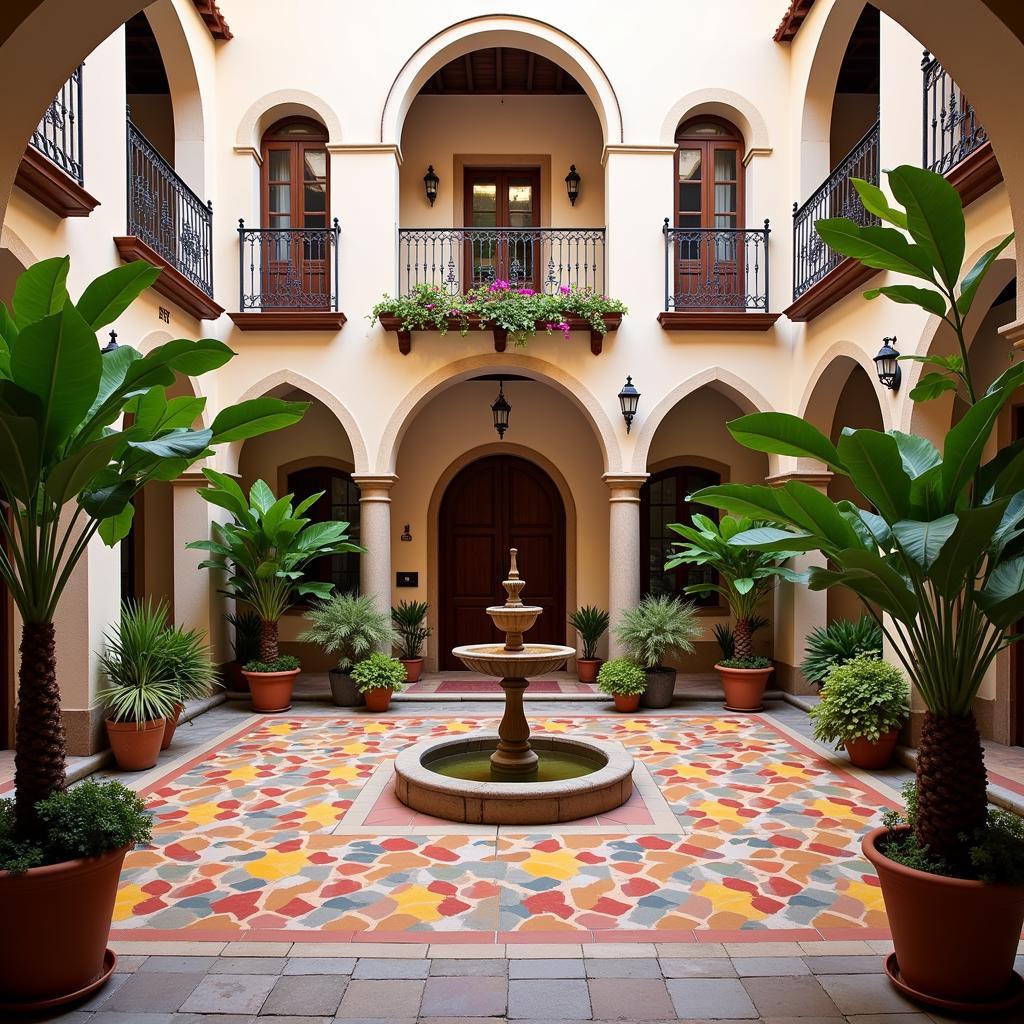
[{"x1": 439, "y1": 455, "x2": 565, "y2": 671}]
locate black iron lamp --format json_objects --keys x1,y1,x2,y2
[
  {"x1": 491, "y1": 379, "x2": 511, "y2": 439},
  {"x1": 423, "y1": 165, "x2": 439, "y2": 207},
  {"x1": 874, "y1": 336, "x2": 902, "y2": 390},
  {"x1": 101, "y1": 329, "x2": 119, "y2": 353},
  {"x1": 565, "y1": 164, "x2": 581, "y2": 206},
  {"x1": 618, "y1": 375, "x2": 640, "y2": 433}
]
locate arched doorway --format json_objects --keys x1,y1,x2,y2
[{"x1": 438, "y1": 454, "x2": 566, "y2": 670}]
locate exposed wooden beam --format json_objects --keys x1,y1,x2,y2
[
  {"x1": 463, "y1": 53, "x2": 474, "y2": 92},
  {"x1": 526, "y1": 52, "x2": 535, "y2": 93},
  {"x1": 495, "y1": 47, "x2": 502, "y2": 92}
]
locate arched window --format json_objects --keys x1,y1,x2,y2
[
  {"x1": 286, "y1": 465, "x2": 360, "y2": 597},
  {"x1": 640, "y1": 465, "x2": 721, "y2": 606}
]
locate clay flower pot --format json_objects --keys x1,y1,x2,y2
[
  {"x1": 845, "y1": 729, "x2": 899, "y2": 770},
  {"x1": 105, "y1": 718, "x2": 165, "y2": 771},
  {"x1": 716, "y1": 663, "x2": 773, "y2": 712},
  {"x1": 160, "y1": 702, "x2": 185, "y2": 751},
  {"x1": 400, "y1": 658, "x2": 424, "y2": 683},
  {"x1": 612, "y1": 692, "x2": 640, "y2": 713},
  {"x1": 640, "y1": 667, "x2": 676, "y2": 708},
  {"x1": 363, "y1": 686, "x2": 393, "y2": 712},
  {"x1": 329, "y1": 669, "x2": 364, "y2": 707},
  {"x1": 863, "y1": 824, "x2": 1024, "y2": 1011},
  {"x1": 0, "y1": 845, "x2": 127, "y2": 1009},
  {"x1": 242, "y1": 668, "x2": 299, "y2": 713},
  {"x1": 576, "y1": 658, "x2": 601, "y2": 684}
]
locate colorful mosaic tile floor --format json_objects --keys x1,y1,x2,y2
[{"x1": 112, "y1": 713, "x2": 900, "y2": 944}]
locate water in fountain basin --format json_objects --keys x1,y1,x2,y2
[{"x1": 427, "y1": 746, "x2": 604, "y2": 782}]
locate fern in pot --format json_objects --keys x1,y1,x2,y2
[
  {"x1": 300, "y1": 594, "x2": 398, "y2": 706},
  {"x1": 352, "y1": 652, "x2": 407, "y2": 713},
  {"x1": 391, "y1": 600, "x2": 431, "y2": 682},
  {"x1": 569, "y1": 605, "x2": 609, "y2": 683},
  {"x1": 596, "y1": 657, "x2": 647, "y2": 712},
  {"x1": 614, "y1": 595, "x2": 700, "y2": 708}
]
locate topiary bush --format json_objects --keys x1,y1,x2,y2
[
  {"x1": 809, "y1": 655, "x2": 908, "y2": 748},
  {"x1": 351, "y1": 652, "x2": 408, "y2": 694},
  {"x1": 596, "y1": 657, "x2": 647, "y2": 697}
]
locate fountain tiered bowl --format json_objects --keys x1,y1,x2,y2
[{"x1": 393, "y1": 549, "x2": 634, "y2": 824}]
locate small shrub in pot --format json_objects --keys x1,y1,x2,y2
[
  {"x1": 569, "y1": 605, "x2": 609, "y2": 683},
  {"x1": 352, "y1": 652, "x2": 407, "y2": 712},
  {"x1": 596, "y1": 657, "x2": 647, "y2": 712},
  {"x1": 391, "y1": 600, "x2": 431, "y2": 682}
]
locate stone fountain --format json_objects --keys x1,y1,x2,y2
[{"x1": 393, "y1": 549, "x2": 634, "y2": 824}]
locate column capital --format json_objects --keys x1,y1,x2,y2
[
  {"x1": 603, "y1": 473, "x2": 649, "y2": 499},
  {"x1": 170, "y1": 471, "x2": 212, "y2": 488},
  {"x1": 998, "y1": 317, "x2": 1024, "y2": 348},
  {"x1": 352, "y1": 474, "x2": 399, "y2": 500},
  {"x1": 765, "y1": 470, "x2": 833, "y2": 490}
]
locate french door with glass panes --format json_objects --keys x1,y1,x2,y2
[
  {"x1": 463, "y1": 168, "x2": 541, "y2": 292},
  {"x1": 674, "y1": 119, "x2": 744, "y2": 308},
  {"x1": 260, "y1": 118, "x2": 330, "y2": 309}
]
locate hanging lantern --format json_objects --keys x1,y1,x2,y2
[{"x1": 491, "y1": 379, "x2": 511, "y2": 439}]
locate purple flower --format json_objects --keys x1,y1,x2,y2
[
  {"x1": 489, "y1": 279, "x2": 511, "y2": 292},
  {"x1": 425, "y1": 303, "x2": 435, "y2": 310},
  {"x1": 558, "y1": 319, "x2": 571, "y2": 339},
  {"x1": 517, "y1": 288, "x2": 535, "y2": 296},
  {"x1": 559, "y1": 285, "x2": 571, "y2": 295}
]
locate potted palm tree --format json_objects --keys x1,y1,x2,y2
[
  {"x1": 189, "y1": 475, "x2": 362, "y2": 713},
  {"x1": 0, "y1": 257, "x2": 305, "y2": 1008},
  {"x1": 614, "y1": 595, "x2": 700, "y2": 708},
  {"x1": 569, "y1": 605, "x2": 609, "y2": 683},
  {"x1": 158, "y1": 619, "x2": 218, "y2": 749},
  {"x1": 596, "y1": 657, "x2": 647, "y2": 712},
  {"x1": 391, "y1": 600, "x2": 431, "y2": 682},
  {"x1": 352, "y1": 652, "x2": 407, "y2": 712},
  {"x1": 691, "y1": 165, "x2": 1024, "y2": 1010},
  {"x1": 666, "y1": 514, "x2": 798, "y2": 711},
  {"x1": 299, "y1": 593, "x2": 398, "y2": 706}
]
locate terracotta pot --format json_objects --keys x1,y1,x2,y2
[
  {"x1": 329, "y1": 669, "x2": 364, "y2": 707},
  {"x1": 576, "y1": 658, "x2": 601, "y2": 684},
  {"x1": 613, "y1": 692, "x2": 641, "y2": 713},
  {"x1": 105, "y1": 718, "x2": 165, "y2": 771},
  {"x1": 0, "y1": 845, "x2": 127, "y2": 1008},
  {"x1": 243, "y1": 668, "x2": 299, "y2": 712},
  {"x1": 400, "y1": 658, "x2": 424, "y2": 683},
  {"x1": 223, "y1": 660, "x2": 249, "y2": 692},
  {"x1": 863, "y1": 824, "x2": 1024, "y2": 1008},
  {"x1": 640, "y1": 667, "x2": 676, "y2": 708},
  {"x1": 363, "y1": 686, "x2": 393, "y2": 712},
  {"x1": 845, "y1": 729, "x2": 899, "y2": 770},
  {"x1": 716, "y1": 663, "x2": 773, "y2": 712},
  {"x1": 160, "y1": 702, "x2": 185, "y2": 750}
]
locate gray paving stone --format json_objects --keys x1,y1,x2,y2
[
  {"x1": 90, "y1": 1014, "x2": 177, "y2": 1024},
  {"x1": 351, "y1": 957, "x2": 430, "y2": 979},
  {"x1": 817, "y1": 973, "x2": 923, "y2": 1014},
  {"x1": 102, "y1": 970, "x2": 207, "y2": 1012},
  {"x1": 114, "y1": 955, "x2": 150, "y2": 973},
  {"x1": 804, "y1": 955, "x2": 890, "y2": 974},
  {"x1": 335, "y1": 979, "x2": 424, "y2": 1019},
  {"x1": 420, "y1": 975, "x2": 507, "y2": 1017},
  {"x1": 844, "y1": 1015, "x2": 934, "y2": 1023},
  {"x1": 584, "y1": 957, "x2": 662, "y2": 978},
  {"x1": 507, "y1": 979, "x2": 591, "y2": 1019},
  {"x1": 174, "y1": 1016, "x2": 258, "y2": 1024},
  {"x1": 419, "y1": 1019, "x2": 509, "y2": 1024},
  {"x1": 509, "y1": 959, "x2": 586, "y2": 979},
  {"x1": 282, "y1": 957, "x2": 356, "y2": 975},
  {"x1": 76, "y1": 971, "x2": 130, "y2": 1009},
  {"x1": 759, "y1": 1018, "x2": 846, "y2": 1024},
  {"x1": 250, "y1": 1018, "x2": 333, "y2": 1024},
  {"x1": 179, "y1": 973, "x2": 278, "y2": 1015},
  {"x1": 659, "y1": 956, "x2": 737, "y2": 978},
  {"x1": 430, "y1": 958, "x2": 508, "y2": 976},
  {"x1": 260, "y1": 974, "x2": 348, "y2": 1016},
  {"x1": 667, "y1": 977, "x2": 758, "y2": 1019},
  {"x1": 587, "y1": 976, "x2": 674, "y2": 1020},
  {"x1": 212, "y1": 957, "x2": 288, "y2": 975},
  {"x1": 743, "y1": 975, "x2": 841, "y2": 1016},
  {"x1": 732, "y1": 955, "x2": 811, "y2": 977},
  {"x1": 137, "y1": 955, "x2": 220, "y2": 974}
]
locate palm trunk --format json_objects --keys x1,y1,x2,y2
[
  {"x1": 915, "y1": 710, "x2": 988, "y2": 872},
  {"x1": 14, "y1": 621, "x2": 66, "y2": 834},
  {"x1": 258, "y1": 619, "x2": 279, "y2": 663},
  {"x1": 733, "y1": 618, "x2": 753, "y2": 661}
]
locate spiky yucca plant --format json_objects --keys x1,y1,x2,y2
[{"x1": 300, "y1": 593, "x2": 398, "y2": 672}]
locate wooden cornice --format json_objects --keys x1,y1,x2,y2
[
  {"x1": 946, "y1": 141, "x2": 1003, "y2": 207},
  {"x1": 191, "y1": 0, "x2": 232, "y2": 40},
  {"x1": 228, "y1": 311, "x2": 347, "y2": 331},
  {"x1": 114, "y1": 235, "x2": 224, "y2": 321},
  {"x1": 657, "y1": 311, "x2": 780, "y2": 332},
  {"x1": 773, "y1": 0, "x2": 817, "y2": 42},
  {"x1": 15, "y1": 147, "x2": 99, "y2": 218},
  {"x1": 783, "y1": 257, "x2": 879, "y2": 323}
]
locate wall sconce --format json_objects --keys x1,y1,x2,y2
[
  {"x1": 491, "y1": 379, "x2": 511, "y2": 439},
  {"x1": 423, "y1": 165, "x2": 439, "y2": 207},
  {"x1": 565, "y1": 164, "x2": 581, "y2": 206},
  {"x1": 101, "y1": 329, "x2": 119, "y2": 353},
  {"x1": 618, "y1": 375, "x2": 640, "y2": 433},
  {"x1": 400, "y1": 524, "x2": 412, "y2": 542},
  {"x1": 874, "y1": 337, "x2": 902, "y2": 390}
]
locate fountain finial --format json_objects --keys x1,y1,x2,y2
[{"x1": 502, "y1": 548, "x2": 526, "y2": 607}]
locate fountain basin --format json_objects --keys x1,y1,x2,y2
[
  {"x1": 394, "y1": 731, "x2": 634, "y2": 824},
  {"x1": 451, "y1": 642, "x2": 575, "y2": 677}
]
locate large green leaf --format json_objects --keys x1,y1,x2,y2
[
  {"x1": 957, "y1": 232, "x2": 1014, "y2": 317},
  {"x1": 812, "y1": 548, "x2": 918, "y2": 623},
  {"x1": 775, "y1": 480, "x2": 862, "y2": 550},
  {"x1": 836, "y1": 429, "x2": 910, "y2": 522},
  {"x1": 728, "y1": 413, "x2": 843, "y2": 470},
  {"x1": 727, "y1": 526, "x2": 820, "y2": 553},
  {"x1": 976, "y1": 556, "x2": 1024, "y2": 627},
  {"x1": 79, "y1": 470, "x2": 135, "y2": 518},
  {"x1": 9, "y1": 303, "x2": 102, "y2": 458},
  {"x1": 126, "y1": 428, "x2": 213, "y2": 459},
  {"x1": 12, "y1": 256, "x2": 69, "y2": 326},
  {"x1": 209, "y1": 398, "x2": 307, "y2": 444},
  {"x1": 249, "y1": 479, "x2": 277, "y2": 514},
  {"x1": 852, "y1": 178, "x2": 907, "y2": 229},
  {"x1": 77, "y1": 262, "x2": 161, "y2": 329},
  {"x1": 891, "y1": 515, "x2": 958, "y2": 570},
  {"x1": 814, "y1": 219, "x2": 935, "y2": 282},
  {"x1": 930, "y1": 501, "x2": 1007, "y2": 597},
  {"x1": 83, "y1": 344, "x2": 142, "y2": 429},
  {"x1": 98, "y1": 501, "x2": 135, "y2": 546},
  {"x1": 891, "y1": 431, "x2": 941, "y2": 479},
  {"x1": 941, "y1": 389, "x2": 1006, "y2": 506},
  {"x1": 687, "y1": 483, "x2": 785, "y2": 522},
  {"x1": 979, "y1": 438, "x2": 1024, "y2": 499},
  {"x1": 887, "y1": 164, "x2": 965, "y2": 290},
  {"x1": 0, "y1": 410, "x2": 41, "y2": 501},
  {"x1": 45, "y1": 433, "x2": 122, "y2": 506},
  {"x1": 909, "y1": 373, "x2": 958, "y2": 402},
  {"x1": 984, "y1": 360, "x2": 1024, "y2": 398},
  {"x1": 123, "y1": 338, "x2": 234, "y2": 392},
  {"x1": 863, "y1": 284, "x2": 947, "y2": 317}
]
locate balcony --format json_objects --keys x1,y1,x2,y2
[
  {"x1": 657, "y1": 221, "x2": 778, "y2": 332},
  {"x1": 784, "y1": 119, "x2": 880, "y2": 323},
  {"x1": 15, "y1": 64, "x2": 98, "y2": 217},
  {"x1": 114, "y1": 116, "x2": 222, "y2": 320},
  {"x1": 922, "y1": 52, "x2": 1001, "y2": 206},
  {"x1": 228, "y1": 221, "x2": 345, "y2": 331}
]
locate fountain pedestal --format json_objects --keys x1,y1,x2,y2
[{"x1": 491, "y1": 678, "x2": 538, "y2": 774}]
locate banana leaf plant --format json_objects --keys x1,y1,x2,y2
[
  {"x1": 0, "y1": 257, "x2": 307, "y2": 833},
  {"x1": 187, "y1": 473, "x2": 364, "y2": 663},
  {"x1": 691, "y1": 164, "x2": 1020, "y2": 872}
]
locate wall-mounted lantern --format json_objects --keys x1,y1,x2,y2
[
  {"x1": 618, "y1": 375, "x2": 640, "y2": 433},
  {"x1": 874, "y1": 337, "x2": 902, "y2": 390},
  {"x1": 423, "y1": 165, "x2": 439, "y2": 207},
  {"x1": 565, "y1": 164, "x2": 581, "y2": 206},
  {"x1": 491, "y1": 379, "x2": 511, "y2": 439},
  {"x1": 101, "y1": 329, "x2": 119, "y2": 353}
]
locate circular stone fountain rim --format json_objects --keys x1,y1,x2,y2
[
  {"x1": 395, "y1": 731, "x2": 634, "y2": 798},
  {"x1": 452, "y1": 643, "x2": 576, "y2": 659}
]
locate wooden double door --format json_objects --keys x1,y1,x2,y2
[{"x1": 439, "y1": 455, "x2": 566, "y2": 671}]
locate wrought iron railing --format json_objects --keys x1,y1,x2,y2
[
  {"x1": 922, "y1": 52, "x2": 988, "y2": 176},
  {"x1": 31, "y1": 65, "x2": 84, "y2": 184},
  {"x1": 792, "y1": 118, "x2": 880, "y2": 299},
  {"x1": 237, "y1": 221, "x2": 340, "y2": 311},
  {"x1": 127, "y1": 115, "x2": 214, "y2": 297},
  {"x1": 662, "y1": 219, "x2": 770, "y2": 312},
  {"x1": 397, "y1": 227, "x2": 605, "y2": 296}
]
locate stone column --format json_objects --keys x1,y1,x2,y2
[
  {"x1": 352, "y1": 475, "x2": 397, "y2": 623},
  {"x1": 603, "y1": 474, "x2": 648, "y2": 657}
]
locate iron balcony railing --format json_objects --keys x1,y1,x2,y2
[
  {"x1": 922, "y1": 52, "x2": 988, "y2": 176},
  {"x1": 237, "y1": 220, "x2": 340, "y2": 311},
  {"x1": 397, "y1": 226, "x2": 605, "y2": 296},
  {"x1": 127, "y1": 114, "x2": 214, "y2": 297},
  {"x1": 662, "y1": 219, "x2": 770, "y2": 312},
  {"x1": 31, "y1": 64, "x2": 84, "y2": 184},
  {"x1": 792, "y1": 118, "x2": 880, "y2": 300}
]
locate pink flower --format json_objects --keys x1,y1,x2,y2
[
  {"x1": 544, "y1": 322, "x2": 556, "y2": 330},
  {"x1": 558, "y1": 320, "x2": 571, "y2": 340},
  {"x1": 489, "y1": 279, "x2": 511, "y2": 292},
  {"x1": 559, "y1": 285, "x2": 571, "y2": 295},
  {"x1": 425, "y1": 303, "x2": 435, "y2": 310},
  {"x1": 516, "y1": 288, "x2": 535, "y2": 296}
]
